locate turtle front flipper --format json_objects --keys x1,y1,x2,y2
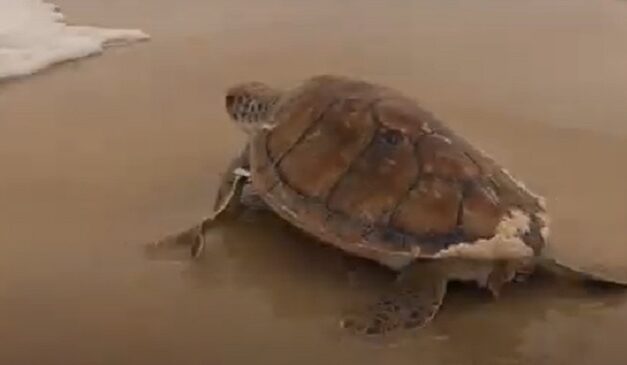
[
  {"x1": 146, "y1": 147, "x2": 250, "y2": 259},
  {"x1": 211, "y1": 145, "x2": 251, "y2": 215},
  {"x1": 341, "y1": 261, "x2": 448, "y2": 336},
  {"x1": 189, "y1": 166, "x2": 249, "y2": 257}
]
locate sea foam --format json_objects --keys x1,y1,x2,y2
[{"x1": 0, "y1": 0, "x2": 149, "y2": 80}]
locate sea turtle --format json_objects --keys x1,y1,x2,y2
[{"x1": 153, "y1": 75, "x2": 625, "y2": 335}]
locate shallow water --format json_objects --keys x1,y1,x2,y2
[{"x1": 1, "y1": 0, "x2": 627, "y2": 364}]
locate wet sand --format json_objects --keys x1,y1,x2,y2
[{"x1": 1, "y1": 0, "x2": 627, "y2": 364}]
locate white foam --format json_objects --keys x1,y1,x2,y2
[{"x1": 0, "y1": 0, "x2": 149, "y2": 80}]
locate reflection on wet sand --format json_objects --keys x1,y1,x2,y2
[{"x1": 149, "y1": 207, "x2": 627, "y2": 363}]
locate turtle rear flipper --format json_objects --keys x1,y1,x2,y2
[{"x1": 341, "y1": 262, "x2": 448, "y2": 336}]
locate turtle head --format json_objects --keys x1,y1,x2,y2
[{"x1": 225, "y1": 82, "x2": 281, "y2": 134}]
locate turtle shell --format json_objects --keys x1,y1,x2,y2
[{"x1": 249, "y1": 75, "x2": 547, "y2": 270}]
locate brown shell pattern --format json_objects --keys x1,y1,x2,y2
[{"x1": 250, "y1": 75, "x2": 545, "y2": 264}]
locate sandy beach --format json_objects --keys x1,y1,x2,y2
[{"x1": 1, "y1": 0, "x2": 627, "y2": 364}]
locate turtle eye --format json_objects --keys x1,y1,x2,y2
[
  {"x1": 225, "y1": 95, "x2": 235, "y2": 108},
  {"x1": 381, "y1": 128, "x2": 403, "y2": 145}
]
